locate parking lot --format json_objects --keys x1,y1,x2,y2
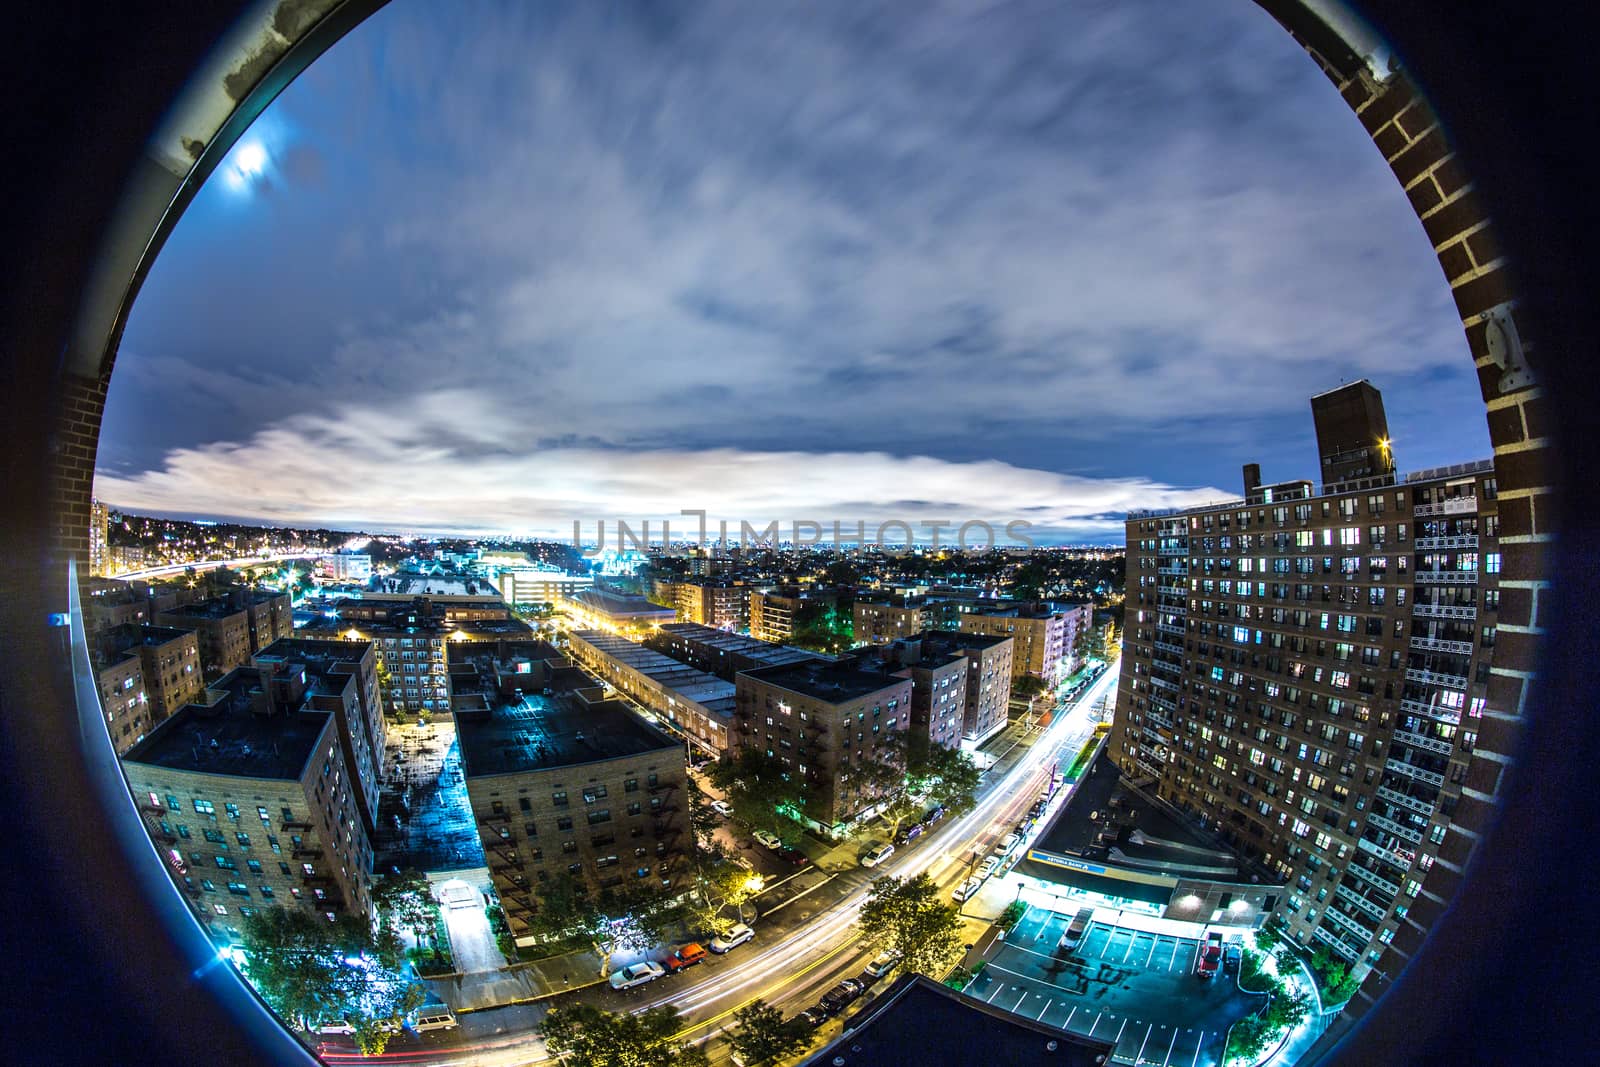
[{"x1": 966, "y1": 906, "x2": 1262, "y2": 1067}]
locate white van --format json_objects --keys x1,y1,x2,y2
[
  {"x1": 952, "y1": 876, "x2": 984, "y2": 902},
  {"x1": 413, "y1": 1004, "x2": 458, "y2": 1033}
]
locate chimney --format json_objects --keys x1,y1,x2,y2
[{"x1": 1243, "y1": 463, "x2": 1261, "y2": 496}]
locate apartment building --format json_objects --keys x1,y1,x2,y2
[
  {"x1": 94, "y1": 624, "x2": 205, "y2": 752},
  {"x1": 564, "y1": 629, "x2": 737, "y2": 757},
  {"x1": 89, "y1": 499, "x2": 109, "y2": 578},
  {"x1": 852, "y1": 630, "x2": 1015, "y2": 751},
  {"x1": 661, "y1": 579, "x2": 749, "y2": 629},
  {"x1": 454, "y1": 686, "x2": 689, "y2": 944},
  {"x1": 735, "y1": 659, "x2": 912, "y2": 835},
  {"x1": 121, "y1": 668, "x2": 376, "y2": 942},
  {"x1": 852, "y1": 598, "x2": 931, "y2": 646},
  {"x1": 648, "y1": 622, "x2": 822, "y2": 680},
  {"x1": 959, "y1": 601, "x2": 1091, "y2": 684},
  {"x1": 253, "y1": 638, "x2": 387, "y2": 837},
  {"x1": 563, "y1": 589, "x2": 676, "y2": 634},
  {"x1": 82, "y1": 577, "x2": 152, "y2": 632},
  {"x1": 155, "y1": 588, "x2": 292, "y2": 678},
  {"x1": 1109, "y1": 381, "x2": 1500, "y2": 981}
]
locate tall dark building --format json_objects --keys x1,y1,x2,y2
[
  {"x1": 1111, "y1": 384, "x2": 1500, "y2": 983},
  {"x1": 1310, "y1": 380, "x2": 1395, "y2": 485}
]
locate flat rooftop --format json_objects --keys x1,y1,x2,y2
[
  {"x1": 454, "y1": 690, "x2": 680, "y2": 777},
  {"x1": 95, "y1": 623, "x2": 193, "y2": 666},
  {"x1": 656, "y1": 622, "x2": 822, "y2": 668},
  {"x1": 568, "y1": 589, "x2": 675, "y2": 617},
  {"x1": 569, "y1": 630, "x2": 737, "y2": 713},
  {"x1": 801, "y1": 975, "x2": 1112, "y2": 1067},
  {"x1": 382, "y1": 573, "x2": 499, "y2": 597},
  {"x1": 1018, "y1": 754, "x2": 1275, "y2": 899},
  {"x1": 739, "y1": 657, "x2": 910, "y2": 703},
  {"x1": 122, "y1": 670, "x2": 329, "y2": 780}
]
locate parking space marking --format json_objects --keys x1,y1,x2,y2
[
  {"x1": 1159, "y1": 1026, "x2": 1179, "y2": 1067},
  {"x1": 1134, "y1": 1022, "x2": 1153, "y2": 1065},
  {"x1": 1036, "y1": 999, "x2": 1051, "y2": 1021},
  {"x1": 1064, "y1": 1006, "x2": 1078, "y2": 1029},
  {"x1": 1086, "y1": 1010, "x2": 1105, "y2": 1036},
  {"x1": 1012, "y1": 991, "x2": 1028, "y2": 1012},
  {"x1": 1144, "y1": 936, "x2": 1159, "y2": 968},
  {"x1": 1112, "y1": 1017, "x2": 1128, "y2": 1047},
  {"x1": 984, "y1": 981, "x2": 1006, "y2": 1003},
  {"x1": 1122, "y1": 931, "x2": 1146, "y2": 964},
  {"x1": 1189, "y1": 1030, "x2": 1206, "y2": 1067},
  {"x1": 1166, "y1": 938, "x2": 1181, "y2": 971}
]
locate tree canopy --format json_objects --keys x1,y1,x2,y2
[
  {"x1": 372, "y1": 868, "x2": 436, "y2": 946},
  {"x1": 540, "y1": 1003, "x2": 709, "y2": 1067},
  {"x1": 238, "y1": 908, "x2": 424, "y2": 1055},
  {"x1": 857, "y1": 873, "x2": 965, "y2": 978},
  {"x1": 707, "y1": 749, "x2": 806, "y2": 843},
  {"x1": 726, "y1": 999, "x2": 815, "y2": 1067}
]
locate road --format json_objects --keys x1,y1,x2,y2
[
  {"x1": 319, "y1": 667, "x2": 1122, "y2": 1066},
  {"x1": 112, "y1": 551, "x2": 322, "y2": 582}
]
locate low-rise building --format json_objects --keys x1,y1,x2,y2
[
  {"x1": 852, "y1": 597, "x2": 932, "y2": 646},
  {"x1": 94, "y1": 624, "x2": 205, "y2": 750},
  {"x1": 564, "y1": 629, "x2": 737, "y2": 757},
  {"x1": 648, "y1": 622, "x2": 823, "y2": 680},
  {"x1": 454, "y1": 686, "x2": 689, "y2": 944},
  {"x1": 959, "y1": 601, "x2": 1091, "y2": 684},
  {"x1": 121, "y1": 668, "x2": 376, "y2": 942},
  {"x1": 563, "y1": 589, "x2": 676, "y2": 634},
  {"x1": 82, "y1": 577, "x2": 151, "y2": 633},
  {"x1": 156, "y1": 588, "x2": 292, "y2": 678}
]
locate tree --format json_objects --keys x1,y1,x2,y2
[
  {"x1": 685, "y1": 852, "x2": 762, "y2": 937},
  {"x1": 685, "y1": 773, "x2": 720, "y2": 847},
  {"x1": 372, "y1": 868, "x2": 436, "y2": 947},
  {"x1": 707, "y1": 749, "x2": 806, "y2": 843},
  {"x1": 726, "y1": 999, "x2": 815, "y2": 1067},
  {"x1": 540, "y1": 1003, "x2": 709, "y2": 1067},
  {"x1": 528, "y1": 871, "x2": 604, "y2": 945},
  {"x1": 858, "y1": 873, "x2": 965, "y2": 978},
  {"x1": 238, "y1": 908, "x2": 424, "y2": 1052},
  {"x1": 908, "y1": 741, "x2": 981, "y2": 818}
]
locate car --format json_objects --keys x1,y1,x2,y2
[
  {"x1": 921, "y1": 805, "x2": 946, "y2": 826},
  {"x1": 776, "y1": 846, "x2": 810, "y2": 866},
  {"x1": 820, "y1": 977, "x2": 866, "y2": 1013},
  {"x1": 710, "y1": 800, "x2": 733, "y2": 818},
  {"x1": 752, "y1": 829, "x2": 782, "y2": 850},
  {"x1": 978, "y1": 855, "x2": 1001, "y2": 877},
  {"x1": 1223, "y1": 942, "x2": 1243, "y2": 976},
  {"x1": 709, "y1": 923, "x2": 754, "y2": 953},
  {"x1": 609, "y1": 960, "x2": 667, "y2": 990},
  {"x1": 798, "y1": 1005, "x2": 831, "y2": 1028},
  {"x1": 951, "y1": 876, "x2": 983, "y2": 902},
  {"x1": 1195, "y1": 933, "x2": 1223, "y2": 979},
  {"x1": 663, "y1": 942, "x2": 708, "y2": 972},
  {"x1": 864, "y1": 950, "x2": 899, "y2": 978},
  {"x1": 893, "y1": 824, "x2": 923, "y2": 845},
  {"x1": 1001, "y1": 832, "x2": 1023, "y2": 852},
  {"x1": 861, "y1": 842, "x2": 895, "y2": 868}
]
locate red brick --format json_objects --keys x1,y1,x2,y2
[
  {"x1": 1420, "y1": 863, "x2": 1463, "y2": 902},
  {"x1": 1450, "y1": 794, "x2": 1496, "y2": 838},
  {"x1": 1389, "y1": 922, "x2": 1425, "y2": 958},
  {"x1": 1522, "y1": 394, "x2": 1551, "y2": 440},
  {"x1": 1357, "y1": 84, "x2": 1414, "y2": 134},
  {"x1": 1501, "y1": 541, "x2": 1550, "y2": 586},
  {"x1": 1492, "y1": 445, "x2": 1554, "y2": 494},
  {"x1": 1484, "y1": 404, "x2": 1524, "y2": 446},
  {"x1": 1530, "y1": 491, "x2": 1558, "y2": 539},
  {"x1": 1495, "y1": 585, "x2": 1532, "y2": 628},
  {"x1": 1434, "y1": 155, "x2": 1471, "y2": 198},
  {"x1": 1474, "y1": 360, "x2": 1503, "y2": 404},
  {"x1": 1452, "y1": 266, "x2": 1514, "y2": 320},
  {"x1": 1466, "y1": 228, "x2": 1501, "y2": 267},
  {"x1": 1496, "y1": 495, "x2": 1532, "y2": 538},
  {"x1": 1406, "y1": 176, "x2": 1443, "y2": 217},
  {"x1": 1473, "y1": 715, "x2": 1523, "y2": 761},
  {"x1": 1494, "y1": 630, "x2": 1540, "y2": 674},
  {"x1": 1391, "y1": 128, "x2": 1450, "y2": 186},
  {"x1": 1436, "y1": 240, "x2": 1474, "y2": 283}
]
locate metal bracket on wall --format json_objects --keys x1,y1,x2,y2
[{"x1": 1483, "y1": 302, "x2": 1534, "y2": 393}]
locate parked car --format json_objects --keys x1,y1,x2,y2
[
  {"x1": 776, "y1": 846, "x2": 810, "y2": 866},
  {"x1": 1001, "y1": 832, "x2": 1023, "y2": 853},
  {"x1": 412, "y1": 1004, "x2": 458, "y2": 1033},
  {"x1": 952, "y1": 876, "x2": 984, "y2": 902},
  {"x1": 1223, "y1": 942, "x2": 1243, "y2": 976},
  {"x1": 893, "y1": 824, "x2": 923, "y2": 845},
  {"x1": 978, "y1": 855, "x2": 1001, "y2": 878},
  {"x1": 798, "y1": 1005, "x2": 831, "y2": 1028},
  {"x1": 864, "y1": 951, "x2": 899, "y2": 978},
  {"x1": 663, "y1": 942, "x2": 708, "y2": 973},
  {"x1": 861, "y1": 842, "x2": 895, "y2": 868},
  {"x1": 609, "y1": 961, "x2": 667, "y2": 990},
  {"x1": 922, "y1": 805, "x2": 946, "y2": 826},
  {"x1": 710, "y1": 800, "x2": 734, "y2": 818},
  {"x1": 1195, "y1": 933, "x2": 1223, "y2": 979},
  {"x1": 709, "y1": 923, "x2": 755, "y2": 953},
  {"x1": 1057, "y1": 907, "x2": 1095, "y2": 952},
  {"x1": 752, "y1": 829, "x2": 783, "y2": 850},
  {"x1": 820, "y1": 978, "x2": 866, "y2": 1013}
]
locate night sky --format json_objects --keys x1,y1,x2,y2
[{"x1": 95, "y1": 0, "x2": 1489, "y2": 543}]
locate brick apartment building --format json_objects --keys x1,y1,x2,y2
[
  {"x1": 93, "y1": 624, "x2": 204, "y2": 752},
  {"x1": 155, "y1": 588, "x2": 292, "y2": 678}
]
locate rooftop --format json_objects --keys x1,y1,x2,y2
[
  {"x1": 454, "y1": 688, "x2": 680, "y2": 777},
  {"x1": 739, "y1": 657, "x2": 912, "y2": 704},
  {"x1": 94, "y1": 623, "x2": 194, "y2": 667},
  {"x1": 800, "y1": 974, "x2": 1113, "y2": 1067},
  {"x1": 655, "y1": 622, "x2": 823, "y2": 668},
  {"x1": 568, "y1": 630, "x2": 737, "y2": 713},
  {"x1": 568, "y1": 588, "x2": 676, "y2": 618},
  {"x1": 121, "y1": 669, "x2": 330, "y2": 779}
]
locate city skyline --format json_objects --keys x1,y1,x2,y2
[{"x1": 96, "y1": 0, "x2": 1489, "y2": 542}]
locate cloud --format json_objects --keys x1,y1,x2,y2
[
  {"x1": 93, "y1": 391, "x2": 1229, "y2": 541},
  {"x1": 103, "y1": 0, "x2": 1489, "y2": 521}
]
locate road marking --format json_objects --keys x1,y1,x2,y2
[
  {"x1": 1122, "y1": 932, "x2": 1142, "y2": 963},
  {"x1": 1036, "y1": 999, "x2": 1052, "y2": 1021},
  {"x1": 1135, "y1": 1023, "x2": 1153, "y2": 1065},
  {"x1": 1190, "y1": 1030, "x2": 1205, "y2": 1067},
  {"x1": 1013, "y1": 991, "x2": 1028, "y2": 1012},
  {"x1": 1113, "y1": 1017, "x2": 1128, "y2": 1047},
  {"x1": 1144, "y1": 937, "x2": 1159, "y2": 968},
  {"x1": 1167, "y1": 939, "x2": 1181, "y2": 971},
  {"x1": 985, "y1": 982, "x2": 1006, "y2": 1004},
  {"x1": 1159, "y1": 1025, "x2": 1179, "y2": 1067},
  {"x1": 1086, "y1": 1010, "x2": 1104, "y2": 1036},
  {"x1": 1065, "y1": 1006, "x2": 1078, "y2": 1029},
  {"x1": 1099, "y1": 930, "x2": 1120, "y2": 959}
]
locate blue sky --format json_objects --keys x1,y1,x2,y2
[{"x1": 96, "y1": 0, "x2": 1489, "y2": 543}]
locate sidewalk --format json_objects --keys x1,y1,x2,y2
[{"x1": 425, "y1": 944, "x2": 606, "y2": 1013}]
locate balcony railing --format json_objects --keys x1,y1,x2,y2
[
  {"x1": 1414, "y1": 570, "x2": 1477, "y2": 585},
  {"x1": 1377, "y1": 785, "x2": 1436, "y2": 817},
  {"x1": 1346, "y1": 857, "x2": 1402, "y2": 897},
  {"x1": 1414, "y1": 534, "x2": 1479, "y2": 550},
  {"x1": 1414, "y1": 497, "x2": 1477, "y2": 517},
  {"x1": 1149, "y1": 675, "x2": 1180, "y2": 693},
  {"x1": 1154, "y1": 640, "x2": 1184, "y2": 656},
  {"x1": 1358, "y1": 834, "x2": 1415, "y2": 872},
  {"x1": 1405, "y1": 667, "x2": 1469, "y2": 690},
  {"x1": 1365, "y1": 811, "x2": 1425, "y2": 845},
  {"x1": 1157, "y1": 565, "x2": 1188, "y2": 577},
  {"x1": 1412, "y1": 601, "x2": 1476, "y2": 620},
  {"x1": 1400, "y1": 698, "x2": 1462, "y2": 725},
  {"x1": 1336, "y1": 882, "x2": 1391, "y2": 923},
  {"x1": 1322, "y1": 903, "x2": 1376, "y2": 942},
  {"x1": 1156, "y1": 622, "x2": 1185, "y2": 637},
  {"x1": 1311, "y1": 925, "x2": 1363, "y2": 961},
  {"x1": 1385, "y1": 757, "x2": 1445, "y2": 788},
  {"x1": 1410, "y1": 635, "x2": 1474, "y2": 656},
  {"x1": 1393, "y1": 729, "x2": 1454, "y2": 756}
]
